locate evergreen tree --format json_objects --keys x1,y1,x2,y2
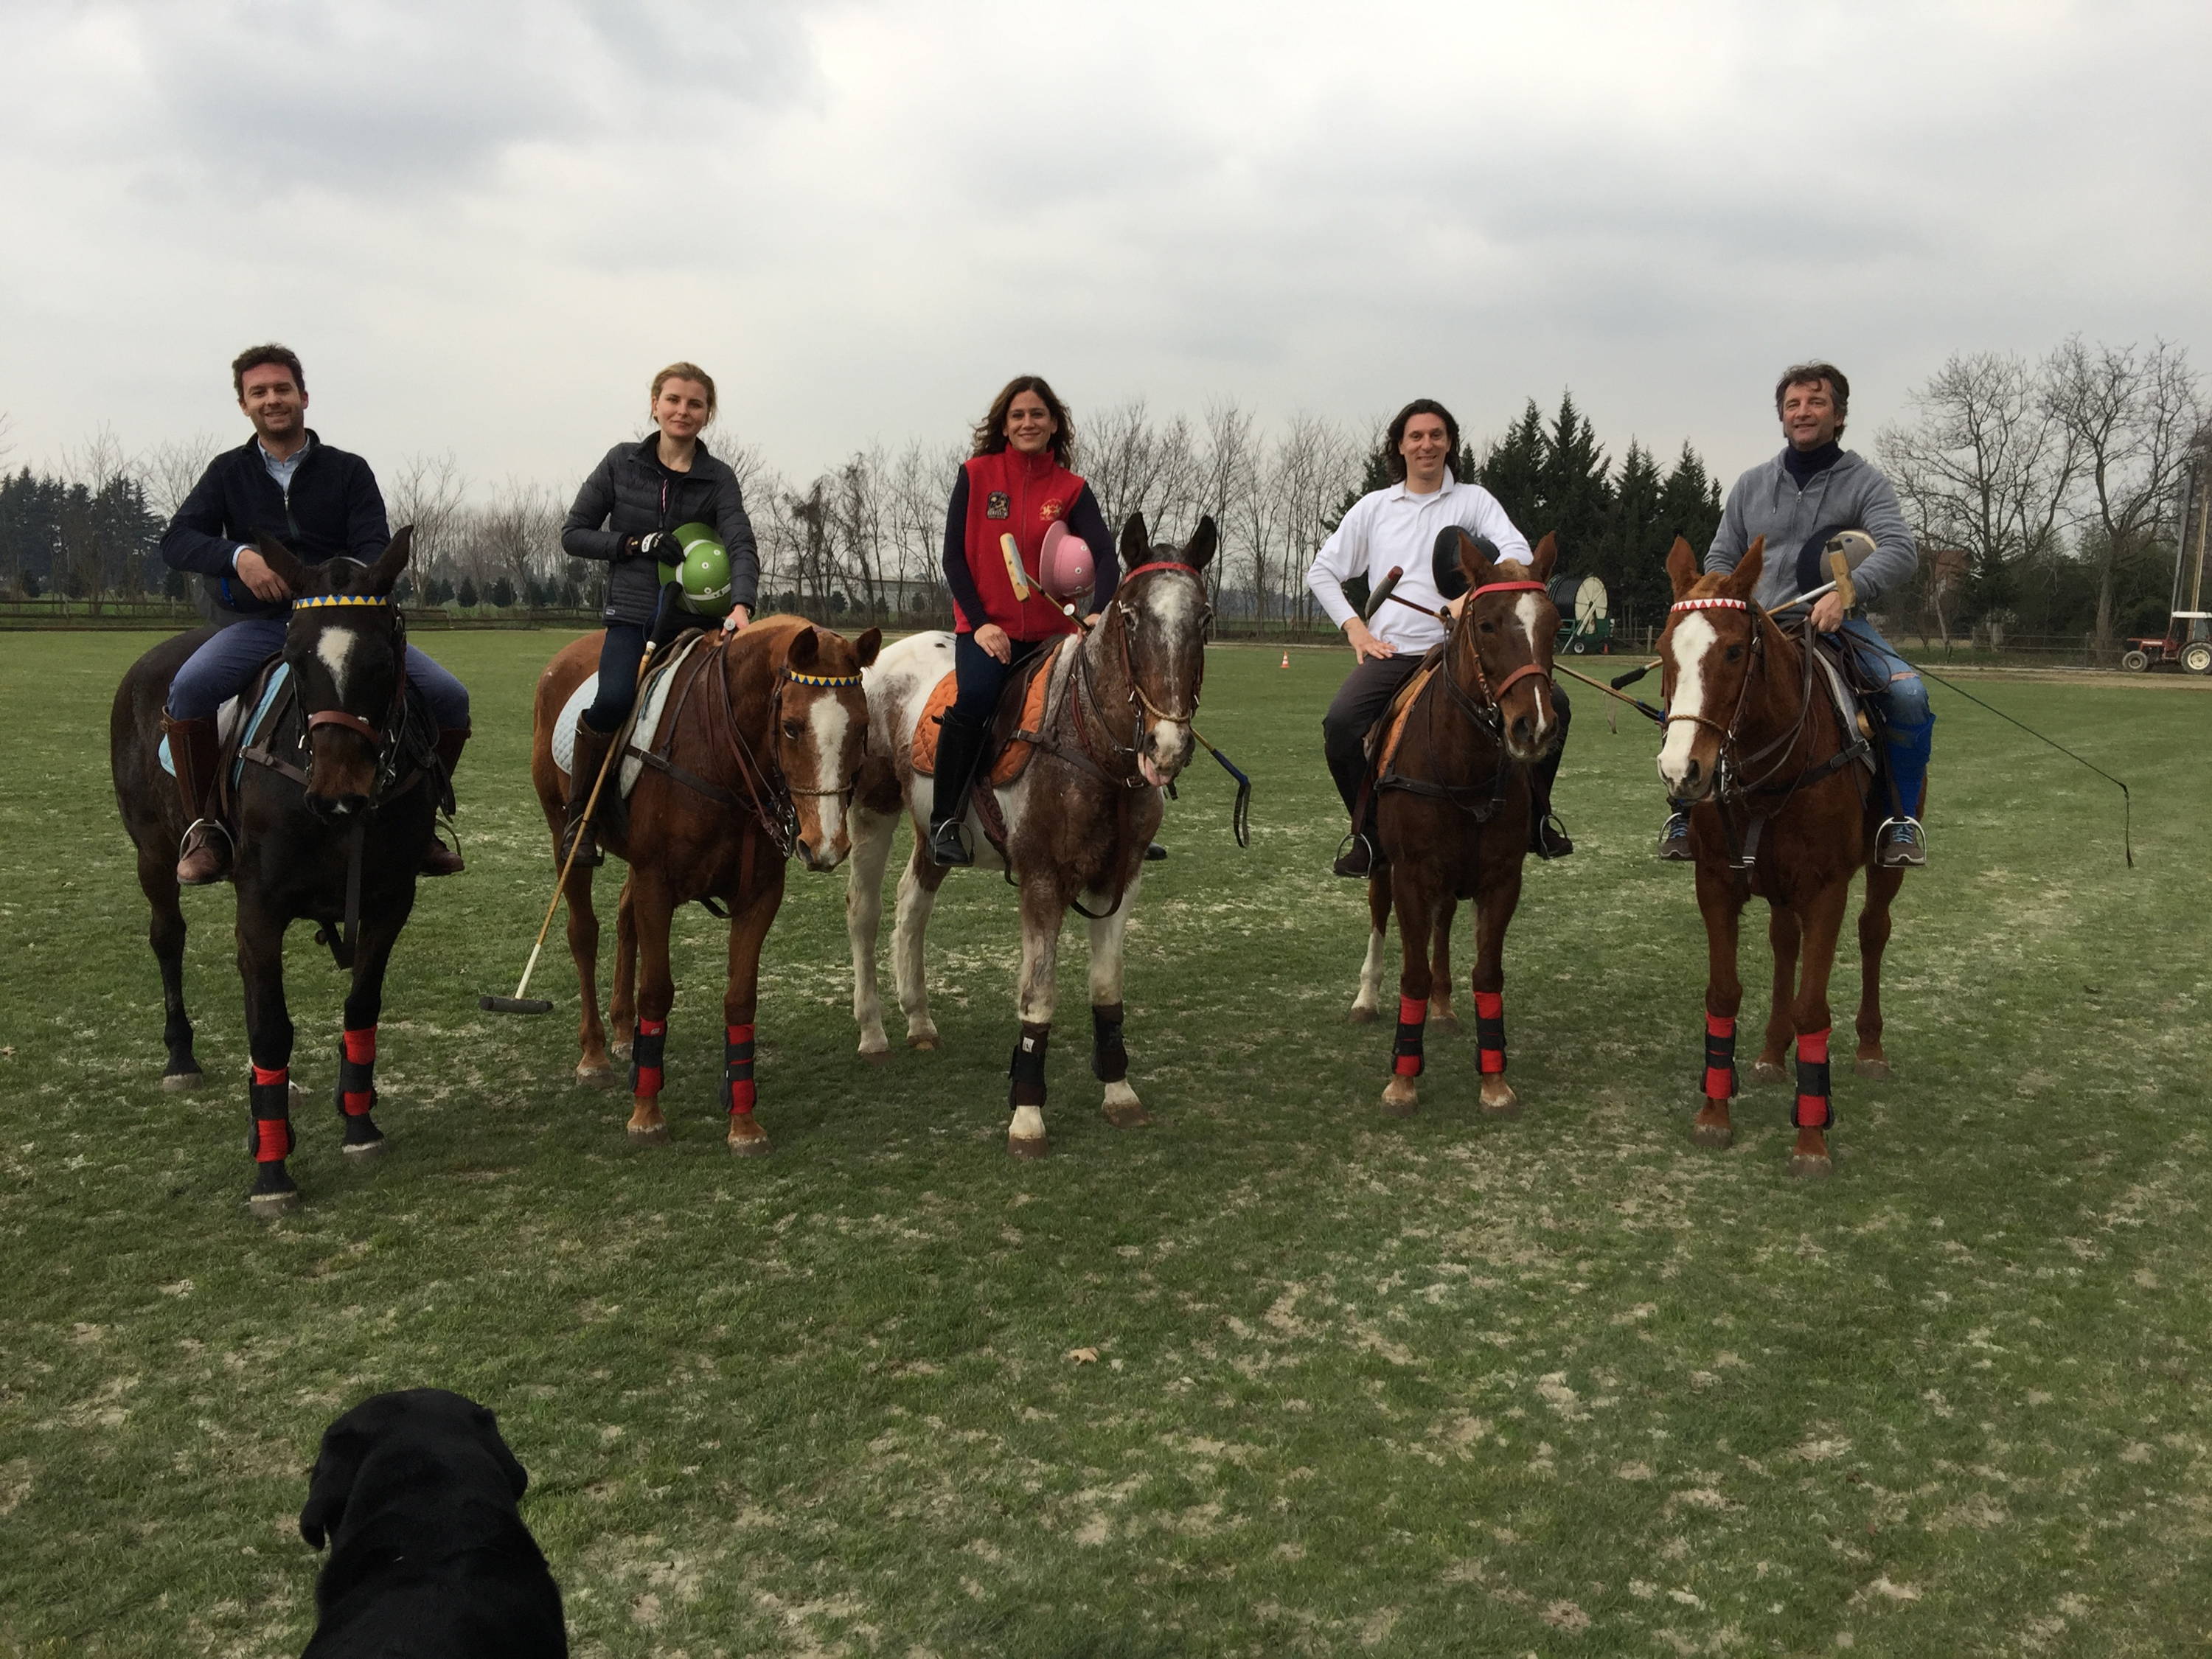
[
  {"x1": 1601, "y1": 440, "x2": 1669, "y2": 623},
  {"x1": 456, "y1": 577, "x2": 479, "y2": 609},
  {"x1": 1657, "y1": 442, "x2": 1725, "y2": 557},
  {"x1": 1478, "y1": 401, "x2": 1547, "y2": 532},
  {"x1": 1534, "y1": 390, "x2": 1613, "y2": 562},
  {"x1": 488, "y1": 576, "x2": 516, "y2": 608}
]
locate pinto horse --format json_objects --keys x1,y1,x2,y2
[
  {"x1": 111, "y1": 531, "x2": 435, "y2": 1214},
  {"x1": 1348, "y1": 530, "x2": 1563, "y2": 1118},
  {"x1": 529, "y1": 616, "x2": 879, "y2": 1153},
  {"x1": 1655, "y1": 535, "x2": 1910, "y2": 1178},
  {"x1": 846, "y1": 515, "x2": 1215, "y2": 1158}
]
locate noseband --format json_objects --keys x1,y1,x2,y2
[
  {"x1": 1070, "y1": 560, "x2": 1210, "y2": 783},
  {"x1": 1444, "y1": 580, "x2": 1554, "y2": 726}
]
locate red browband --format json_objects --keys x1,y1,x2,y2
[
  {"x1": 1122, "y1": 561, "x2": 1197, "y2": 582},
  {"x1": 1670, "y1": 597, "x2": 1749, "y2": 613},
  {"x1": 1469, "y1": 580, "x2": 1548, "y2": 599}
]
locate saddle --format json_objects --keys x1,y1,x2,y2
[
  {"x1": 1363, "y1": 647, "x2": 1444, "y2": 780},
  {"x1": 551, "y1": 630, "x2": 712, "y2": 800},
  {"x1": 910, "y1": 639, "x2": 1067, "y2": 785},
  {"x1": 1806, "y1": 631, "x2": 1882, "y2": 777}
]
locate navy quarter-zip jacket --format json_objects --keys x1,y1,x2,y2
[{"x1": 161, "y1": 431, "x2": 391, "y2": 621}]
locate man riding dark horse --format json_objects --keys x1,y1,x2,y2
[
  {"x1": 1306, "y1": 397, "x2": 1573, "y2": 877},
  {"x1": 157, "y1": 343, "x2": 470, "y2": 883},
  {"x1": 1658, "y1": 361, "x2": 1933, "y2": 868}
]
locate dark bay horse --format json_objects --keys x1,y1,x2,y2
[
  {"x1": 1348, "y1": 530, "x2": 1563, "y2": 1119},
  {"x1": 111, "y1": 531, "x2": 434, "y2": 1214},
  {"x1": 1655, "y1": 535, "x2": 1911, "y2": 1178},
  {"x1": 846, "y1": 515, "x2": 1215, "y2": 1158},
  {"x1": 529, "y1": 616, "x2": 879, "y2": 1153}
]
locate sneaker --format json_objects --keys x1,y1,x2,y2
[
  {"x1": 930, "y1": 819, "x2": 974, "y2": 867},
  {"x1": 1656, "y1": 812, "x2": 1693, "y2": 863},
  {"x1": 1531, "y1": 813, "x2": 1574, "y2": 860},
  {"x1": 1144, "y1": 843, "x2": 1168, "y2": 863},
  {"x1": 1877, "y1": 816, "x2": 1927, "y2": 869}
]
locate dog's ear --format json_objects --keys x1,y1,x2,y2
[
  {"x1": 299, "y1": 1425, "x2": 364, "y2": 1549},
  {"x1": 473, "y1": 1404, "x2": 529, "y2": 1499}
]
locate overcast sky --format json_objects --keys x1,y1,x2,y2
[{"x1": 4, "y1": 0, "x2": 2207, "y2": 504}]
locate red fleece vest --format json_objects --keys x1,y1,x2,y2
[{"x1": 956, "y1": 449, "x2": 1088, "y2": 639}]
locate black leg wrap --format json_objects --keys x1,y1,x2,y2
[
  {"x1": 631, "y1": 1025, "x2": 667, "y2": 1093},
  {"x1": 1476, "y1": 1011, "x2": 1506, "y2": 1055},
  {"x1": 1090, "y1": 1003, "x2": 1127, "y2": 1083},
  {"x1": 1009, "y1": 1020, "x2": 1051, "y2": 1107},
  {"x1": 335, "y1": 1051, "x2": 377, "y2": 1116},
  {"x1": 1392, "y1": 1018, "x2": 1425, "y2": 1078},
  {"x1": 248, "y1": 1077, "x2": 294, "y2": 1161}
]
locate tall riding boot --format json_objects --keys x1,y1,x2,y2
[
  {"x1": 420, "y1": 726, "x2": 469, "y2": 875},
  {"x1": 562, "y1": 718, "x2": 615, "y2": 869},
  {"x1": 161, "y1": 714, "x2": 232, "y2": 885},
  {"x1": 1528, "y1": 770, "x2": 1574, "y2": 860},
  {"x1": 928, "y1": 713, "x2": 990, "y2": 866}
]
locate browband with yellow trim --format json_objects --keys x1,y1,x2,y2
[
  {"x1": 291, "y1": 594, "x2": 392, "y2": 611},
  {"x1": 785, "y1": 669, "x2": 863, "y2": 688}
]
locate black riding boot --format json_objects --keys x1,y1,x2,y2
[
  {"x1": 928, "y1": 713, "x2": 989, "y2": 866},
  {"x1": 562, "y1": 718, "x2": 614, "y2": 869}
]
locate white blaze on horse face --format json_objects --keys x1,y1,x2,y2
[
  {"x1": 1658, "y1": 614, "x2": 1718, "y2": 790},
  {"x1": 316, "y1": 627, "x2": 358, "y2": 703},
  {"x1": 1513, "y1": 592, "x2": 1554, "y2": 745},
  {"x1": 1134, "y1": 575, "x2": 1198, "y2": 782},
  {"x1": 799, "y1": 692, "x2": 853, "y2": 864}
]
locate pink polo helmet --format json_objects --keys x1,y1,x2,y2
[{"x1": 1038, "y1": 521, "x2": 1095, "y2": 606}]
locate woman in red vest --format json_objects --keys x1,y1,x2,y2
[{"x1": 930, "y1": 375, "x2": 1117, "y2": 866}]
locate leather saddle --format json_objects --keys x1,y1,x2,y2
[{"x1": 911, "y1": 638, "x2": 1068, "y2": 785}]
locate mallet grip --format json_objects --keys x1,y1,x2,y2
[
  {"x1": 999, "y1": 532, "x2": 1032, "y2": 602},
  {"x1": 1827, "y1": 547, "x2": 1858, "y2": 612},
  {"x1": 1363, "y1": 566, "x2": 1405, "y2": 624}
]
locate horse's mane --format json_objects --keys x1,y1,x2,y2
[{"x1": 293, "y1": 556, "x2": 369, "y2": 598}]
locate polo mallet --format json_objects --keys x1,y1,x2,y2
[
  {"x1": 1363, "y1": 566, "x2": 1405, "y2": 623},
  {"x1": 481, "y1": 630, "x2": 665, "y2": 1015},
  {"x1": 1371, "y1": 582, "x2": 1663, "y2": 722},
  {"x1": 999, "y1": 532, "x2": 1032, "y2": 603}
]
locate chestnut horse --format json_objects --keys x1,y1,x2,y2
[
  {"x1": 1348, "y1": 530, "x2": 1563, "y2": 1118},
  {"x1": 110, "y1": 531, "x2": 435, "y2": 1214},
  {"x1": 1655, "y1": 535, "x2": 1910, "y2": 1178},
  {"x1": 846, "y1": 515, "x2": 1215, "y2": 1158},
  {"x1": 529, "y1": 616, "x2": 879, "y2": 1153}
]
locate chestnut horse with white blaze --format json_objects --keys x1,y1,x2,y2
[
  {"x1": 846, "y1": 515, "x2": 1215, "y2": 1158},
  {"x1": 1655, "y1": 536, "x2": 1912, "y2": 1178},
  {"x1": 529, "y1": 616, "x2": 879, "y2": 1153},
  {"x1": 1349, "y1": 530, "x2": 1564, "y2": 1119}
]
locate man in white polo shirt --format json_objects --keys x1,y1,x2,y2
[{"x1": 1305, "y1": 398, "x2": 1573, "y2": 877}]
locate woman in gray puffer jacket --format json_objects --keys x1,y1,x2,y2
[{"x1": 556, "y1": 360, "x2": 759, "y2": 865}]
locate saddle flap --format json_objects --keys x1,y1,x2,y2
[
  {"x1": 1809, "y1": 636, "x2": 1879, "y2": 769},
  {"x1": 911, "y1": 639, "x2": 1063, "y2": 785},
  {"x1": 552, "y1": 631, "x2": 709, "y2": 799},
  {"x1": 1365, "y1": 658, "x2": 1439, "y2": 781}
]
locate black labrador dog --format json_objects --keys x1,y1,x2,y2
[{"x1": 299, "y1": 1389, "x2": 566, "y2": 1658}]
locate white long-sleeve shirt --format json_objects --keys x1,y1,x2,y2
[{"x1": 1306, "y1": 476, "x2": 1532, "y2": 651}]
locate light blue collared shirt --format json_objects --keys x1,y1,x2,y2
[{"x1": 232, "y1": 439, "x2": 310, "y2": 571}]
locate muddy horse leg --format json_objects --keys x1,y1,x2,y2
[
  {"x1": 1854, "y1": 864, "x2": 1905, "y2": 1079},
  {"x1": 1754, "y1": 904, "x2": 1802, "y2": 1082},
  {"x1": 1785, "y1": 880, "x2": 1851, "y2": 1178},
  {"x1": 610, "y1": 870, "x2": 639, "y2": 1060},
  {"x1": 846, "y1": 808, "x2": 899, "y2": 1062},
  {"x1": 1006, "y1": 874, "x2": 1066, "y2": 1158},
  {"x1": 891, "y1": 837, "x2": 950, "y2": 1051},
  {"x1": 1467, "y1": 860, "x2": 1523, "y2": 1119},
  {"x1": 1350, "y1": 866, "x2": 1393, "y2": 1024},
  {"x1": 1088, "y1": 869, "x2": 1147, "y2": 1129},
  {"x1": 332, "y1": 906, "x2": 411, "y2": 1161},
  {"x1": 1691, "y1": 863, "x2": 1746, "y2": 1149},
  {"x1": 136, "y1": 843, "x2": 202, "y2": 1088},
  {"x1": 1430, "y1": 897, "x2": 1459, "y2": 1029},
  {"x1": 235, "y1": 898, "x2": 299, "y2": 1216},
  {"x1": 623, "y1": 873, "x2": 675, "y2": 1145},
  {"x1": 720, "y1": 863, "x2": 784, "y2": 1157},
  {"x1": 562, "y1": 850, "x2": 614, "y2": 1086},
  {"x1": 1381, "y1": 868, "x2": 1439, "y2": 1117}
]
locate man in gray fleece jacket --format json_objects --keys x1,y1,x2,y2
[{"x1": 1659, "y1": 363, "x2": 1933, "y2": 866}]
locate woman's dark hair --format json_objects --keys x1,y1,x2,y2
[
  {"x1": 1382, "y1": 398, "x2": 1461, "y2": 484},
  {"x1": 972, "y1": 375, "x2": 1074, "y2": 467},
  {"x1": 1774, "y1": 362, "x2": 1850, "y2": 434}
]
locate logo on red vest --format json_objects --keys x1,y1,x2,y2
[
  {"x1": 986, "y1": 491, "x2": 1010, "y2": 520},
  {"x1": 1040, "y1": 498, "x2": 1065, "y2": 521}
]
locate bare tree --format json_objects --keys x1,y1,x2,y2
[
  {"x1": 2042, "y1": 336, "x2": 2204, "y2": 658},
  {"x1": 61, "y1": 422, "x2": 132, "y2": 608},
  {"x1": 139, "y1": 433, "x2": 226, "y2": 522},
  {"x1": 384, "y1": 451, "x2": 467, "y2": 582}
]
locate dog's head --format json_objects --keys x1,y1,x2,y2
[{"x1": 300, "y1": 1388, "x2": 528, "y2": 1550}]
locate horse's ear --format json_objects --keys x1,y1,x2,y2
[
  {"x1": 852, "y1": 627, "x2": 881, "y2": 669},
  {"x1": 1527, "y1": 532, "x2": 1559, "y2": 585},
  {"x1": 256, "y1": 535, "x2": 308, "y2": 595},
  {"x1": 1183, "y1": 516, "x2": 1217, "y2": 573},
  {"x1": 1722, "y1": 536, "x2": 1765, "y2": 600},
  {"x1": 359, "y1": 526, "x2": 413, "y2": 598},
  {"x1": 1118, "y1": 513, "x2": 1149, "y2": 566},
  {"x1": 1665, "y1": 536, "x2": 1700, "y2": 599},
  {"x1": 787, "y1": 625, "x2": 820, "y2": 672},
  {"x1": 1441, "y1": 527, "x2": 1489, "y2": 599}
]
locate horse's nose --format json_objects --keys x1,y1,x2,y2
[
  {"x1": 1678, "y1": 757, "x2": 1703, "y2": 792},
  {"x1": 307, "y1": 793, "x2": 358, "y2": 821}
]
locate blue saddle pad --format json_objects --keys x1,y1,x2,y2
[{"x1": 157, "y1": 663, "x2": 292, "y2": 779}]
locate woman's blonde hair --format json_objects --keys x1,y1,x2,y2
[{"x1": 650, "y1": 361, "x2": 717, "y2": 423}]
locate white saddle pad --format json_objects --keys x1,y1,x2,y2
[{"x1": 550, "y1": 633, "x2": 706, "y2": 799}]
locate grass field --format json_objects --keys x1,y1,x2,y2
[{"x1": 1, "y1": 629, "x2": 2208, "y2": 1657}]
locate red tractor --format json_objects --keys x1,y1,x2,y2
[{"x1": 2121, "y1": 612, "x2": 2212, "y2": 675}]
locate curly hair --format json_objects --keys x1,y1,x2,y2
[
  {"x1": 1774, "y1": 362, "x2": 1850, "y2": 434},
  {"x1": 971, "y1": 375, "x2": 1074, "y2": 467},
  {"x1": 232, "y1": 343, "x2": 305, "y2": 400}
]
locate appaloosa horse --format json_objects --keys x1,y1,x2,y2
[
  {"x1": 1655, "y1": 535, "x2": 1911, "y2": 1178},
  {"x1": 111, "y1": 531, "x2": 437, "y2": 1214},
  {"x1": 529, "y1": 616, "x2": 879, "y2": 1153},
  {"x1": 846, "y1": 515, "x2": 1215, "y2": 1158},
  {"x1": 1347, "y1": 529, "x2": 1563, "y2": 1119}
]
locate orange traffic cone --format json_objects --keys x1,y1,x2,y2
[{"x1": 1279, "y1": 651, "x2": 1290, "y2": 669}]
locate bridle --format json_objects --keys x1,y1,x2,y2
[
  {"x1": 1660, "y1": 595, "x2": 1812, "y2": 793},
  {"x1": 1439, "y1": 579, "x2": 1554, "y2": 731},
  {"x1": 288, "y1": 593, "x2": 415, "y2": 799},
  {"x1": 709, "y1": 643, "x2": 866, "y2": 858},
  {"x1": 1071, "y1": 559, "x2": 1211, "y2": 785}
]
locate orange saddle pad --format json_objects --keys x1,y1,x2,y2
[
  {"x1": 911, "y1": 641, "x2": 1062, "y2": 785},
  {"x1": 1368, "y1": 662, "x2": 1438, "y2": 777}
]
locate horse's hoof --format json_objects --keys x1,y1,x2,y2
[
  {"x1": 626, "y1": 1124, "x2": 670, "y2": 1147},
  {"x1": 1380, "y1": 1079, "x2": 1419, "y2": 1118},
  {"x1": 161, "y1": 1070, "x2": 203, "y2": 1093},
  {"x1": 1789, "y1": 1154, "x2": 1835, "y2": 1181},
  {"x1": 1430, "y1": 1009, "x2": 1460, "y2": 1031},
  {"x1": 249, "y1": 1188, "x2": 299, "y2": 1219},
  {"x1": 1102, "y1": 1101, "x2": 1151, "y2": 1129},
  {"x1": 908, "y1": 1033, "x2": 940, "y2": 1052},
  {"x1": 1008, "y1": 1133, "x2": 1049, "y2": 1159},
  {"x1": 1349, "y1": 1006, "x2": 1378, "y2": 1026},
  {"x1": 611, "y1": 1041, "x2": 633, "y2": 1062},
  {"x1": 860, "y1": 1047, "x2": 891, "y2": 1068},
  {"x1": 1751, "y1": 1060, "x2": 1787, "y2": 1085},
  {"x1": 1691, "y1": 1121, "x2": 1734, "y2": 1149},
  {"x1": 1478, "y1": 1085, "x2": 1520, "y2": 1119},
  {"x1": 1854, "y1": 1057, "x2": 1891, "y2": 1080},
  {"x1": 576, "y1": 1063, "x2": 617, "y2": 1088},
  {"x1": 727, "y1": 1121, "x2": 771, "y2": 1158},
  {"x1": 340, "y1": 1138, "x2": 385, "y2": 1161}
]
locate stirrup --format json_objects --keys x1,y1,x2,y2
[
  {"x1": 1657, "y1": 812, "x2": 1693, "y2": 863},
  {"x1": 929, "y1": 818, "x2": 974, "y2": 868},
  {"x1": 560, "y1": 814, "x2": 602, "y2": 869},
  {"x1": 1332, "y1": 831, "x2": 1376, "y2": 878},
  {"x1": 177, "y1": 818, "x2": 234, "y2": 884},
  {"x1": 1531, "y1": 811, "x2": 1574, "y2": 860},
  {"x1": 1876, "y1": 815, "x2": 1927, "y2": 869}
]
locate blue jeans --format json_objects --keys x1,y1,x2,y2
[
  {"x1": 166, "y1": 616, "x2": 472, "y2": 729},
  {"x1": 951, "y1": 630, "x2": 1048, "y2": 726},
  {"x1": 1837, "y1": 619, "x2": 1932, "y2": 817}
]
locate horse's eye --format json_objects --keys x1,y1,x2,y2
[
  {"x1": 782, "y1": 720, "x2": 803, "y2": 740},
  {"x1": 1478, "y1": 620, "x2": 1495, "y2": 633},
  {"x1": 1725, "y1": 644, "x2": 1744, "y2": 663}
]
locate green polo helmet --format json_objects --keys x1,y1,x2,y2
[{"x1": 667, "y1": 522, "x2": 731, "y2": 614}]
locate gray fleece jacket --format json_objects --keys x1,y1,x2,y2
[{"x1": 1705, "y1": 448, "x2": 1917, "y2": 611}]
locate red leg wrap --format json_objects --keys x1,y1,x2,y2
[
  {"x1": 1475, "y1": 990, "x2": 1506, "y2": 1075},
  {"x1": 1794, "y1": 1026, "x2": 1832, "y2": 1129},
  {"x1": 1392, "y1": 995, "x2": 1425, "y2": 1077},
  {"x1": 633, "y1": 1017, "x2": 667, "y2": 1100},
  {"x1": 726, "y1": 1022, "x2": 757, "y2": 1116},
  {"x1": 1703, "y1": 1012, "x2": 1736, "y2": 1102},
  {"x1": 340, "y1": 1026, "x2": 377, "y2": 1116}
]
